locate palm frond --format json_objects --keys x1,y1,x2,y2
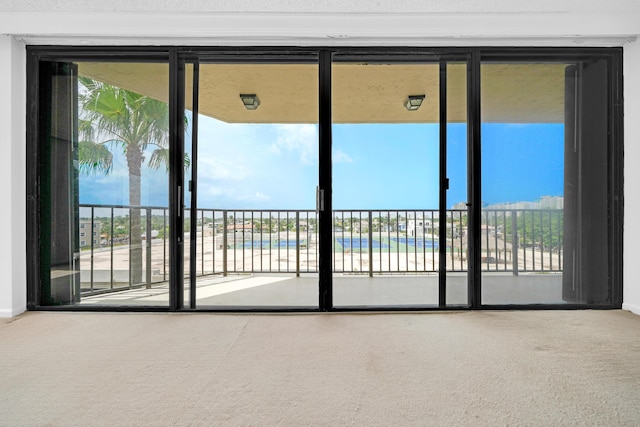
[
  {"x1": 148, "y1": 148, "x2": 169, "y2": 171},
  {"x1": 78, "y1": 77, "x2": 172, "y2": 180},
  {"x1": 148, "y1": 149, "x2": 191, "y2": 172},
  {"x1": 77, "y1": 141, "x2": 113, "y2": 175}
]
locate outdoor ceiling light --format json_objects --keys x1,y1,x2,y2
[
  {"x1": 240, "y1": 94, "x2": 260, "y2": 110},
  {"x1": 405, "y1": 94, "x2": 425, "y2": 111}
]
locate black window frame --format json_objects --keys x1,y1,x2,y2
[{"x1": 25, "y1": 46, "x2": 623, "y2": 312}]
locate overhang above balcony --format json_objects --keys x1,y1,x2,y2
[{"x1": 78, "y1": 61, "x2": 567, "y2": 124}]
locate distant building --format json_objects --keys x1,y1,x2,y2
[
  {"x1": 486, "y1": 196, "x2": 564, "y2": 211},
  {"x1": 539, "y1": 196, "x2": 564, "y2": 209},
  {"x1": 141, "y1": 230, "x2": 160, "y2": 240},
  {"x1": 79, "y1": 219, "x2": 101, "y2": 248},
  {"x1": 227, "y1": 222, "x2": 255, "y2": 233},
  {"x1": 486, "y1": 201, "x2": 538, "y2": 210},
  {"x1": 408, "y1": 219, "x2": 433, "y2": 236}
]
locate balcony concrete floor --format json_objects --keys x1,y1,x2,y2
[{"x1": 79, "y1": 273, "x2": 564, "y2": 308}]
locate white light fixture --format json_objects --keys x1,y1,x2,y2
[
  {"x1": 240, "y1": 94, "x2": 260, "y2": 110},
  {"x1": 405, "y1": 94, "x2": 425, "y2": 111}
]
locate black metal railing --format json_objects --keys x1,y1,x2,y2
[
  {"x1": 78, "y1": 204, "x2": 170, "y2": 295},
  {"x1": 78, "y1": 204, "x2": 563, "y2": 295},
  {"x1": 194, "y1": 209, "x2": 319, "y2": 276},
  {"x1": 481, "y1": 209, "x2": 564, "y2": 274}
]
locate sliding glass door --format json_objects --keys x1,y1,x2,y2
[
  {"x1": 35, "y1": 59, "x2": 171, "y2": 307},
  {"x1": 28, "y1": 47, "x2": 622, "y2": 311},
  {"x1": 183, "y1": 56, "x2": 320, "y2": 308},
  {"x1": 329, "y1": 55, "x2": 469, "y2": 308},
  {"x1": 479, "y1": 55, "x2": 618, "y2": 306},
  {"x1": 181, "y1": 52, "x2": 472, "y2": 310}
]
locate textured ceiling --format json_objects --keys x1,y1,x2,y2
[{"x1": 78, "y1": 62, "x2": 567, "y2": 124}]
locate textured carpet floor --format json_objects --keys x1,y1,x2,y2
[{"x1": 1, "y1": 310, "x2": 640, "y2": 426}]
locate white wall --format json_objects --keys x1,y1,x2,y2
[
  {"x1": 0, "y1": 35, "x2": 26, "y2": 317},
  {"x1": 1, "y1": 0, "x2": 640, "y2": 47},
  {"x1": 0, "y1": 2, "x2": 639, "y2": 316}
]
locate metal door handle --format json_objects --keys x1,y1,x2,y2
[{"x1": 316, "y1": 186, "x2": 324, "y2": 212}]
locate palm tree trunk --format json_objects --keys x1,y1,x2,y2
[{"x1": 127, "y1": 145, "x2": 144, "y2": 286}]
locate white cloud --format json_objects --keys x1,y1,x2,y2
[
  {"x1": 254, "y1": 192, "x2": 270, "y2": 201},
  {"x1": 197, "y1": 157, "x2": 250, "y2": 181},
  {"x1": 269, "y1": 144, "x2": 281, "y2": 156},
  {"x1": 238, "y1": 192, "x2": 271, "y2": 202},
  {"x1": 203, "y1": 185, "x2": 223, "y2": 197},
  {"x1": 333, "y1": 149, "x2": 353, "y2": 164},
  {"x1": 271, "y1": 124, "x2": 318, "y2": 165}
]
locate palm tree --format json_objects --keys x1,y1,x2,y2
[{"x1": 78, "y1": 77, "x2": 170, "y2": 285}]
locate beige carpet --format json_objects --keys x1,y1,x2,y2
[{"x1": 2, "y1": 310, "x2": 640, "y2": 426}]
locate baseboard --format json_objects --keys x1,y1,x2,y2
[
  {"x1": 622, "y1": 303, "x2": 640, "y2": 316},
  {"x1": 0, "y1": 306, "x2": 26, "y2": 318}
]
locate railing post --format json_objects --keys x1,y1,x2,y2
[
  {"x1": 512, "y1": 209, "x2": 519, "y2": 276},
  {"x1": 368, "y1": 211, "x2": 373, "y2": 277},
  {"x1": 90, "y1": 206, "x2": 95, "y2": 293},
  {"x1": 201, "y1": 210, "x2": 205, "y2": 275},
  {"x1": 110, "y1": 207, "x2": 114, "y2": 290},
  {"x1": 296, "y1": 212, "x2": 300, "y2": 277},
  {"x1": 128, "y1": 209, "x2": 132, "y2": 288},
  {"x1": 223, "y1": 211, "x2": 228, "y2": 277},
  {"x1": 163, "y1": 209, "x2": 167, "y2": 282},
  {"x1": 146, "y1": 208, "x2": 152, "y2": 288}
]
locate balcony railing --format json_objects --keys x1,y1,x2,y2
[{"x1": 78, "y1": 204, "x2": 563, "y2": 295}]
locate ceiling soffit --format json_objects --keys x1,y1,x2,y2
[{"x1": 78, "y1": 62, "x2": 567, "y2": 124}]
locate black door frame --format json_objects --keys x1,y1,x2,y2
[
  {"x1": 180, "y1": 50, "x2": 326, "y2": 311},
  {"x1": 327, "y1": 51, "x2": 472, "y2": 310}
]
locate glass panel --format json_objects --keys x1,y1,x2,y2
[
  {"x1": 331, "y1": 61, "x2": 441, "y2": 307},
  {"x1": 41, "y1": 62, "x2": 81, "y2": 305},
  {"x1": 40, "y1": 61, "x2": 170, "y2": 307},
  {"x1": 189, "y1": 61, "x2": 319, "y2": 308},
  {"x1": 480, "y1": 60, "x2": 610, "y2": 305},
  {"x1": 445, "y1": 62, "x2": 469, "y2": 306}
]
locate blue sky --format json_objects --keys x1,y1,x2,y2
[
  {"x1": 79, "y1": 115, "x2": 564, "y2": 209},
  {"x1": 481, "y1": 123, "x2": 564, "y2": 205}
]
